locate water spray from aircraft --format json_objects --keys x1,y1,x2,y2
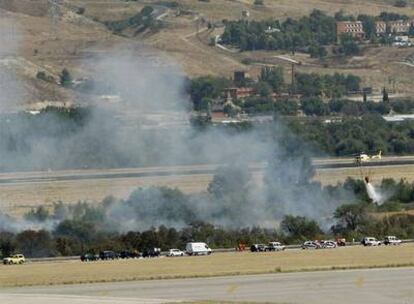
[{"x1": 364, "y1": 176, "x2": 386, "y2": 205}]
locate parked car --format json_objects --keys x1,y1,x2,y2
[
  {"x1": 320, "y1": 240, "x2": 337, "y2": 249},
  {"x1": 250, "y1": 244, "x2": 267, "y2": 252},
  {"x1": 336, "y1": 238, "x2": 346, "y2": 246},
  {"x1": 80, "y1": 253, "x2": 99, "y2": 262},
  {"x1": 185, "y1": 242, "x2": 212, "y2": 256},
  {"x1": 3, "y1": 254, "x2": 25, "y2": 265},
  {"x1": 302, "y1": 241, "x2": 321, "y2": 249},
  {"x1": 167, "y1": 249, "x2": 185, "y2": 257},
  {"x1": 384, "y1": 236, "x2": 402, "y2": 245},
  {"x1": 142, "y1": 247, "x2": 161, "y2": 258},
  {"x1": 99, "y1": 250, "x2": 118, "y2": 260},
  {"x1": 119, "y1": 251, "x2": 141, "y2": 259},
  {"x1": 267, "y1": 242, "x2": 285, "y2": 251},
  {"x1": 361, "y1": 237, "x2": 381, "y2": 246}
]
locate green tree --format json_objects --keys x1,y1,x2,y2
[
  {"x1": 60, "y1": 68, "x2": 73, "y2": 88},
  {"x1": 334, "y1": 203, "x2": 369, "y2": 232},
  {"x1": 208, "y1": 166, "x2": 252, "y2": 200},
  {"x1": 54, "y1": 220, "x2": 97, "y2": 244},
  {"x1": 394, "y1": 0, "x2": 407, "y2": 8},
  {"x1": 0, "y1": 232, "x2": 16, "y2": 258},
  {"x1": 15, "y1": 230, "x2": 55, "y2": 257},
  {"x1": 258, "y1": 66, "x2": 285, "y2": 93},
  {"x1": 309, "y1": 44, "x2": 327, "y2": 58},
  {"x1": 254, "y1": 81, "x2": 272, "y2": 97},
  {"x1": 358, "y1": 15, "x2": 376, "y2": 40},
  {"x1": 189, "y1": 76, "x2": 231, "y2": 110},
  {"x1": 281, "y1": 215, "x2": 323, "y2": 241},
  {"x1": 301, "y1": 97, "x2": 329, "y2": 116},
  {"x1": 382, "y1": 87, "x2": 389, "y2": 102},
  {"x1": 24, "y1": 206, "x2": 50, "y2": 222},
  {"x1": 338, "y1": 34, "x2": 360, "y2": 57}
]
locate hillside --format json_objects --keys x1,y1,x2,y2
[{"x1": 1, "y1": 0, "x2": 414, "y2": 108}]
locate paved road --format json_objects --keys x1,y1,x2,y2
[
  {"x1": 1, "y1": 268, "x2": 413, "y2": 304},
  {"x1": 2, "y1": 156, "x2": 414, "y2": 185}
]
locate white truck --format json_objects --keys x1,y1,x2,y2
[
  {"x1": 185, "y1": 242, "x2": 212, "y2": 256},
  {"x1": 384, "y1": 236, "x2": 402, "y2": 245},
  {"x1": 267, "y1": 242, "x2": 285, "y2": 251},
  {"x1": 3, "y1": 254, "x2": 25, "y2": 265},
  {"x1": 362, "y1": 237, "x2": 381, "y2": 246}
]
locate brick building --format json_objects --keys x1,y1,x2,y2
[
  {"x1": 376, "y1": 20, "x2": 413, "y2": 35},
  {"x1": 375, "y1": 21, "x2": 387, "y2": 35},
  {"x1": 224, "y1": 87, "x2": 255, "y2": 100},
  {"x1": 389, "y1": 20, "x2": 411, "y2": 34},
  {"x1": 336, "y1": 21, "x2": 365, "y2": 39}
]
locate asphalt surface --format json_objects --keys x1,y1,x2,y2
[
  {"x1": 2, "y1": 156, "x2": 414, "y2": 185},
  {"x1": 1, "y1": 267, "x2": 413, "y2": 304}
]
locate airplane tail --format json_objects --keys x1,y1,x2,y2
[{"x1": 372, "y1": 150, "x2": 382, "y2": 159}]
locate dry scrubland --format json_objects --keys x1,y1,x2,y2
[
  {"x1": 1, "y1": 0, "x2": 414, "y2": 104},
  {"x1": 164, "y1": 0, "x2": 414, "y2": 21},
  {"x1": 0, "y1": 245, "x2": 413, "y2": 287},
  {"x1": 143, "y1": 0, "x2": 414, "y2": 92}
]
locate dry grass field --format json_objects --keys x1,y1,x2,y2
[
  {"x1": 166, "y1": 0, "x2": 414, "y2": 21},
  {"x1": 314, "y1": 165, "x2": 414, "y2": 186},
  {"x1": 1, "y1": 0, "x2": 414, "y2": 105},
  {"x1": 0, "y1": 174, "x2": 214, "y2": 216},
  {"x1": 0, "y1": 245, "x2": 413, "y2": 287}
]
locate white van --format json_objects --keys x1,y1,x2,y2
[{"x1": 185, "y1": 242, "x2": 212, "y2": 256}]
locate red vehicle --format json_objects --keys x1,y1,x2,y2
[{"x1": 336, "y1": 238, "x2": 346, "y2": 246}]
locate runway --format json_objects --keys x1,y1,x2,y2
[
  {"x1": 0, "y1": 267, "x2": 413, "y2": 304},
  {"x1": 1, "y1": 156, "x2": 414, "y2": 185},
  {"x1": 2, "y1": 157, "x2": 414, "y2": 215}
]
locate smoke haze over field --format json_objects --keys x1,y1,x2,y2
[{"x1": 0, "y1": 19, "x2": 351, "y2": 232}]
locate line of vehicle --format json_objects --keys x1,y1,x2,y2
[{"x1": 26, "y1": 240, "x2": 414, "y2": 264}]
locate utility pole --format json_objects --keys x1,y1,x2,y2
[{"x1": 291, "y1": 63, "x2": 295, "y2": 95}]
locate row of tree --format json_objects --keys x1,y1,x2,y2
[
  {"x1": 2, "y1": 194, "x2": 414, "y2": 258},
  {"x1": 221, "y1": 10, "x2": 412, "y2": 55},
  {"x1": 221, "y1": 10, "x2": 337, "y2": 53},
  {"x1": 189, "y1": 68, "x2": 362, "y2": 112},
  {"x1": 288, "y1": 114, "x2": 414, "y2": 155},
  {"x1": 104, "y1": 6, "x2": 157, "y2": 34}
]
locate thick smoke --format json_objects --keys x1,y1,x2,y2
[
  {"x1": 0, "y1": 31, "x2": 351, "y2": 231},
  {"x1": 0, "y1": 213, "x2": 57, "y2": 232}
]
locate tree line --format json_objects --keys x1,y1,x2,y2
[
  {"x1": 2, "y1": 161, "x2": 414, "y2": 258},
  {"x1": 288, "y1": 114, "x2": 414, "y2": 156},
  {"x1": 221, "y1": 10, "x2": 337, "y2": 53},
  {"x1": 189, "y1": 68, "x2": 363, "y2": 115},
  {"x1": 221, "y1": 10, "x2": 412, "y2": 55},
  {"x1": 104, "y1": 6, "x2": 159, "y2": 34}
]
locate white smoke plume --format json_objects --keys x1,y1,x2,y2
[
  {"x1": 0, "y1": 28, "x2": 353, "y2": 231},
  {"x1": 0, "y1": 213, "x2": 58, "y2": 232},
  {"x1": 365, "y1": 180, "x2": 393, "y2": 206}
]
